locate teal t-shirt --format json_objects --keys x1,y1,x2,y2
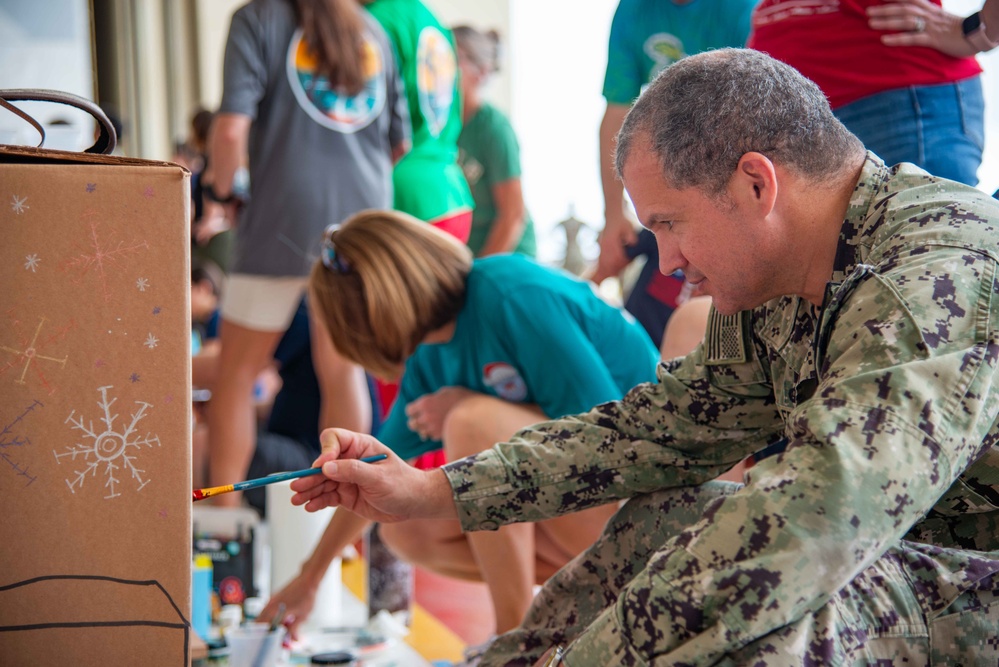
[
  {"x1": 458, "y1": 103, "x2": 537, "y2": 257},
  {"x1": 366, "y1": 0, "x2": 473, "y2": 221},
  {"x1": 379, "y1": 255, "x2": 660, "y2": 460},
  {"x1": 602, "y1": 0, "x2": 756, "y2": 105}
]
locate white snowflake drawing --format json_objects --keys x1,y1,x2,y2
[
  {"x1": 144, "y1": 333, "x2": 158, "y2": 349},
  {"x1": 24, "y1": 254, "x2": 40, "y2": 272},
  {"x1": 10, "y1": 195, "x2": 29, "y2": 215},
  {"x1": 54, "y1": 385, "x2": 160, "y2": 499},
  {"x1": 136, "y1": 277, "x2": 149, "y2": 292}
]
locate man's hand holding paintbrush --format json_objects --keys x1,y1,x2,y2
[{"x1": 289, "y1": 428, "x2": 457, "y2": 523}]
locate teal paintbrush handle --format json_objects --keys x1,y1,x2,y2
[{"x1": 232, "y1": 454, "x2": 388, "y2": 492}]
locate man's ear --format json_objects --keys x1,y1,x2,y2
[{"x1": 732, "y1": 152, "x2": 778, "y2": 215}]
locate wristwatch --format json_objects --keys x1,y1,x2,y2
[
  {"x1": 962, "y1": 11, "x2": 999, "y2": 52},
  {"x1": 202, "y1": 181, "x2": 236, "y2": 204}
]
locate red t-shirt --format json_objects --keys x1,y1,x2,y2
[{"x1": 748, "y1": 0, "x2": 982, "y2": 108}]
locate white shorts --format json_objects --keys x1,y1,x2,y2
[{"x1": 220, "y1": 274, "x2": 308, "y2": 332}]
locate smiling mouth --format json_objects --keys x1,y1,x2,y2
[{"x1": 684, "y1": 276, "x2": 707, "y2": 297}]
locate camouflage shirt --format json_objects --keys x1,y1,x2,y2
[{"x1": 443, "y1": 154, "x2": 999, "y2": 661}]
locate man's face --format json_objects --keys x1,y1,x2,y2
[{"x1": 622, "y1": 146, "x2": 783, "y2": 315}]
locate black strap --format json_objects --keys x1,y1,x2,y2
[{"x1": 0, "y1": 88, "x2": 117, "y2": 155}]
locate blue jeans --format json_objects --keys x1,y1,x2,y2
[{"x1": 834, "y1": 77, "x2": 985, "y2": 186}]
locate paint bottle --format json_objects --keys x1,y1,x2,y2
[
  {"x1": 364, "y1": 523, "x2": 413, "y2": 626},
  {"x1": 191, "y1": 555, "x2": 213, "y2": 640}
]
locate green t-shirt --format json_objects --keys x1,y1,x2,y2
[
  {"x1": 457, "y1": 104, "x2": 536, "y2": 257},
  {"x1": 366, "y1": 0, "x2": 473, "y2": 221}
]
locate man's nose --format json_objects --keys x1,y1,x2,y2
[{"x1": 656, "y1": 236, "x2": 685, "y2": 276}]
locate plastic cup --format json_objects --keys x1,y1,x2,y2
[{"x1": 226, "y1": 624, "x2": 286, "y2": 667}]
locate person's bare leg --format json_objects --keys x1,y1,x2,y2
[
  {"x1": 439, "y1": 396, "x2": 549, "y2": 633},
  {"x1": 533, "y1": 503, "x2": 618, "y2": 580},
  {"x1": 381, "y1": 518, "x2": 483, "y2": 581},
  {"x1": 383, "y1": 396, "x2": 618, "y2": 633},
  {"x1": 659, "y1": 295, "x2": 712, "y2": 360},
  {"x1": 206, "y1": 319, "x2": 283, "y2": 507},
  {"x1": 308, "y1": 306, "x2": 371, "y2": 433}
]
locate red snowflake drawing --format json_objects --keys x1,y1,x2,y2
[{"x1": 60, "y1": 211, "x2": 149, "y2": 301}]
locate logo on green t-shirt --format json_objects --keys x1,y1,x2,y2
[{"x1": 415, "y1": 26, "x2": 457, "y2": 138}]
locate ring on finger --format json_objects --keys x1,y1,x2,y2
[{"x1": 913, "y1": 16, "x2": 925, "y2": 32}]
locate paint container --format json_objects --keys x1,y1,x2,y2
[
  {"x1": 218, "y1": 603, "x2": 243, "y2": 635},
  {"x1": 365, "y1": 523, "x2": 413, "y2": 627},
  {"x1": 243, "y1": 596, "x2": 265, "y2": 623},
  {"x1": 226, "y1": 624, "x2": 285, "y2": 667}
]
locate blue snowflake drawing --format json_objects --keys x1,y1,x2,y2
[{"x1": 1, "y1": 400, "x2": 42, "y2": 487}]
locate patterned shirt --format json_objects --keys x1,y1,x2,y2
[{"x1": 444, "y1": 153, "x2": 999, "y2": 660}]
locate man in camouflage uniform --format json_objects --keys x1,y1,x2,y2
[{"x1": 294, "y1": 48, "x2": 999, "y2": 665}]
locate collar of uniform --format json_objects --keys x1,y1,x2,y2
[{"x1": 828, "y1": 151, "x2": 892, "y2": 288}]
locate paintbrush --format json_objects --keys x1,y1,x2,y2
[{"x1": 191, "y1": 455, "x2": 388, "y2": 502}]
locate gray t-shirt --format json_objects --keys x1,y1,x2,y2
[{"x1": 220, "y1": 0, "x2": 409, "y2": 276}]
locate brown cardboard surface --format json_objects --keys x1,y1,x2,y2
[{"x1": 0, "y1": 145, "x2": 192, "y2": 666}]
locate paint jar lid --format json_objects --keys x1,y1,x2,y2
[
  {"x1": 243, "y1": 596, "x2": 265, "y2": 621},
  {"x1": 219, "y1": 603, "x2": 242, "y2": 631},
  {"x1": 311, "y1": 651, "x2": 356, "y2": 665}
]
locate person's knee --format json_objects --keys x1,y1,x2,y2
[
  {"x1": 440, "y1": 394, "x2": 504, "y2": 451},
  {"x1": 377, "y1": 523, "x2": 421, "y2": 564}
]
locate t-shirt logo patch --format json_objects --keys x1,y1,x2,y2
[
  {"x1": 643, "y1": 33, "x2": 684, "y2": 84},
  {"x1": 482, "y1": 362, "x2": 527, "y2": 402},
  {"x1": 415, "y1": 26, "x2": 456, "y2": 138},
  {"x1": 459, "y1": 149, "x2": 483, "y2": 187},
  {"x1": 287, "y1": 29, "x2": 387, "y2": 133}
]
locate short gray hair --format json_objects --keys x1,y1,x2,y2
[{"x1": 615, "y1": 48, "x2": 863, "y2": 194}]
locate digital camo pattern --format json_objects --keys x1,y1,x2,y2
[{"x1": 443, "y1": 154, "x2": 999, "y2": 665}]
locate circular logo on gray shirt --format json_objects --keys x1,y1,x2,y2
[{"x1": 286, "y1": 29, "x2": 388, "y2": 133}]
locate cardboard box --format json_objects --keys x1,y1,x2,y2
[{"x1": 0, "y1": 145, "x2": 192, "y2": 665}]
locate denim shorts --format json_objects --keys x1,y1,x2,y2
[{"x1": 834, "y1": 76, "x2": 985, "y2": 187}]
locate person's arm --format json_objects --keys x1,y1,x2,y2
[
  {"x1": 472, "y1": 110, "x2": 530, "y2": 257},
  {"x1": 443, "y1": 311, "x2": 781, "y2": 528},
  {"x1": 259, "y1": 509, "x2": 372, "y2": 637},
  {"x1": 477, "y1": 178, "x2": 527, "y2": 256},
  {"x1": 203, "y1": 113, "x2": 250, "y2": 201},
  {"x1": 593, "y1": 0, "x2": 642, "y2": 284},
  {"x1": 201, "y1": 7, "x2": 261, "y2": 223},
  {"x1": 564, "y1": 250, "x2": 999, "y2": 661},
  {"x1": 289, "y1": 428, "x2": 457, "y2": 522},
  {"x1": 868, "y1": 0, "x2": 999, "y2": 56},
  {"x1": 593, "y1": 103, "x2": 638, "y2": 284},
  {"x1": 309, "y1": 296, "x2": 372, "y2": 435}
]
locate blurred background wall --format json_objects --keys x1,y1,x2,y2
[{"x1": 1, "y1": 0, "x2": 996, "y2": 264}]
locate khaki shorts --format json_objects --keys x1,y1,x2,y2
[{"x1": 219, "y1": 274, "x2": 308, "y2": 332}]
